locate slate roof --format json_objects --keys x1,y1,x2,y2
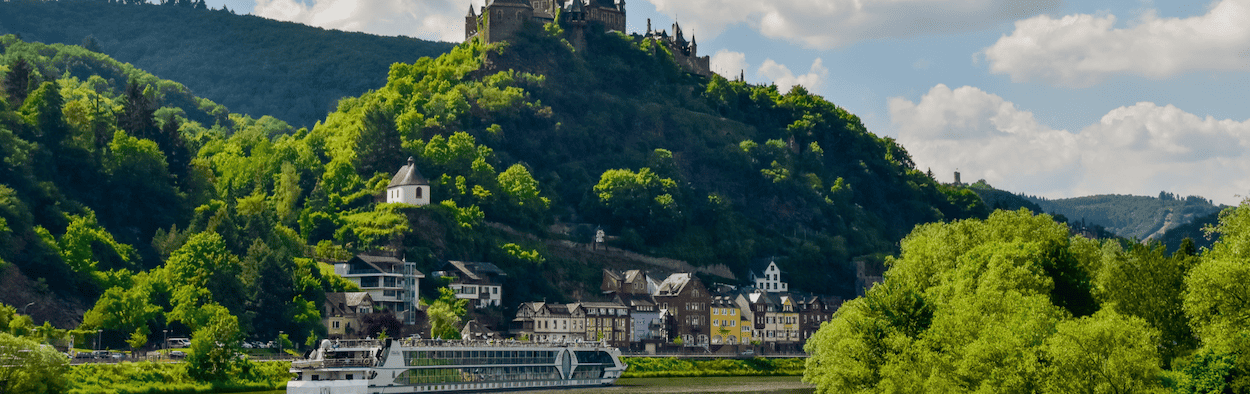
[
  {"x1": 388, "y1": 157, "x2": 429, "y2": 188},
  {"x1": 348, "y1": 255, "x2": 424, "y2": 277}
]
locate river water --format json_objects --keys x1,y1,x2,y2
[{"x1": 227, "y1": 376, "x2": 814, "y2": 394}]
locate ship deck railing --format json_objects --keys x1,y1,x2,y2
[
  {"x1": 325, "y1": 338, "x2": 616, "y2": 350},
  {"x1": 291, "y1": 358, "x2": 376, "y2": 369}
]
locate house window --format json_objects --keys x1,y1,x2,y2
[{"x1": 333, "y1": 321, "x2": 340, "y2": 329}]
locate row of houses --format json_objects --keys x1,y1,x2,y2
[
  {"x1": 510, "y1": 259, "x2": 842, "y2": 352},
  {"x1": 320, "y1": 254, "x2": 842, "y2": 353}
]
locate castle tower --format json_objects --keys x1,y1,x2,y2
[
  {"x1": 567, "y1": 0, "x2": 588, "y2": 50},
  {"x1": 387, "y1": 157, "x2": 431, "y2": 206},
  {"x1": 465, "y1": 5, "x2": 478, "y2": 41}
]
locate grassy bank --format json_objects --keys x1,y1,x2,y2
[
  {"x1": 620, "y1": 357, "x2": 805, "y2": 378},
  {"x1": 67, "y1": 361, "x2": 292, "y2": 394}
]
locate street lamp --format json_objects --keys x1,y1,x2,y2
[
  {"x1": 163, "y1": 329, "x2": 169, "y2": 359},
  {"x1": 21, "y1": 302, "x2": 34, "y2": 315},
  {"x1": 278, "y1": 331, "x2": 284, "y2": 357},
  {"x1": 96, "y1": 329, "x2": 103, "y2": 352}
]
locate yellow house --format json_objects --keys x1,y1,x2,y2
[{"x1": 710, "y1": 295, "x2": 749, "y2": 345}]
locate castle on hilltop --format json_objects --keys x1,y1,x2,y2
[
  {"x1": 465, "y1": 0, "x2": 710, "y2": 76},
  {"x1": 466, "y1": 0, "x2": 624, "y2": 49}
]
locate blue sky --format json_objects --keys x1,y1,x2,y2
[{"x1": 206, "y1": 0, "x2": 1250, "y2": 205}]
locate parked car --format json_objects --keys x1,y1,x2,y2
[{"x1": 169, "y1": 350, "x2": 186, "y2": 358}]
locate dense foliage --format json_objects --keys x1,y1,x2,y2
[
  {"x1": 804, "y1": 204, "x2": 1250, "y2": 393},
  {"x1": 0, "y1": 0, "x2": 455, "y2": 128},
  {"x1": 66, "y1": 360, "x2": 291, "y2": 394}
]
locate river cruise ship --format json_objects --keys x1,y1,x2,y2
[{"x1": 287, "y1": 338, "x2": 627, "y2": 394}]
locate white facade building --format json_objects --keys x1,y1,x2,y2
[
  {"x1": 334, "y1": 255, "x2": 424, "y2": 324},
  {"x1": 435, "y1": 261, "x2": 506, "y2": 308},
  {"x1": 387, "y1": 157, "x2": 431, "y2": 206},
  {"x1": 750, "y1": 259, "x2": 788, "y2": 293}
]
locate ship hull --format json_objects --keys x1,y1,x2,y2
[{"x1": 288, "y1": 339, "x2": 626, "y2": 394}]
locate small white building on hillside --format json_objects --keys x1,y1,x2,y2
[{"x1": 387, "y1": 157, "x2": 430, "y2": 206}]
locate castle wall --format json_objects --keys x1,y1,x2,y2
[{"x1": 483, "y1": 3, "x2": 534, "y2": 44}]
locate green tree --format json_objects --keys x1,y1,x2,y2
[
  {"x1": 185, "y1": 303, "x2": 244, "y2": 382},
  {"x1": 163, "y1": 232, "x2": 245, "y2": 329},
  {"x1": 20, "y1": 81, "x2": 69, "y2": 153},
  {"x1": 589, "y1": 167, "x2": 682, "y2": 237},
  {"x1": 2, "y1": 57, "x2": 34, "y2": 106},
  {"x1": 1092, "y1": 241, "x2": 1195, "y2": 363},
  {"x1": 426, "y1": 287, "x2": 467, "y2": 339},
  {"x1": 0, "y1": 332, "x2": 69, "y2": 394},
  {"x1": 1040, "y1": 310, "x2": 1163, "y2": 394},
  {"x1": 119, "y1": 79, "x2": 157, "y2": 140},
  {"x1": 1184, "y1": 200, "x2": 1250, "y2": 392},
  {"x1": 355, "y1": 105, "x2": 403, "y2": 177}
]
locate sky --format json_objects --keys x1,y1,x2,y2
[{"x1": 205, "y1": 0, "x2": 1250, "y2": 205}]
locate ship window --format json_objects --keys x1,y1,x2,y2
[{"x1": 346, "y1": 374, "x2": 354, "y2": 380}]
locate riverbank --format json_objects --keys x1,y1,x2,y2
[
  {"x1": 525, "y1": 376, "x2": 814, "y2": 393},
  {"x1": 620, "y1": 357, "x2": 805, "y2": 378},
  {"x1": 68, "y1": 360, "x2": 290, "y2": 394},
  {"x1": 211, "y1": 377, "x2": 814, "y2": 394}
]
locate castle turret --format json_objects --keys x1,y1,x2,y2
[
  {"x1": 465, "y1": 4, "x2": 478, "y2": 40},
  {"x1": 690, "y1": 35, "x2": 697, "y2": 56}
]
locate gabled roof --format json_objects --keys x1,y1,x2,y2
[
  {"x1": 325, "y1": 292, "x2": 373, "y2": 315},
  {"x1": 655, "y1": 273, "x2": 691, "y2": 296},
  {"x1": 388, "y1": 157, "x2": 429, "y2": 188},
  {"x1": 442, "y1": 261, "x2": 505, "y2": 282},
  {"x1": 749, "y1": 258, "x2": 777, "y2": 278},
  {"x1": 346, "y1": 255, "x2": 424, "y2": 277}
]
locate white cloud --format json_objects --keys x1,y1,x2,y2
[
  {"x1": 710, "y1": 49, "x2": 748, "y2": 80},
  {"x1": 758, "y1": 58, "x2": 828, "y2": 94},
  {"x1": 646, "y1": 0, "x2": 1061, "y2": 49},
  {"x1": 983, "y1": 0, "x2": 1250, "y2": 87},
  {"x1": 892, "y1": 84, "x2": 1250, "y2": 204},
  {"x1": 253, "y1": 0, "x2": 467, "y2": 42}
]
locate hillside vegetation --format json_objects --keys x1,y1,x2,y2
[
  {"x1": 0, "y1": 0, "x2": 455, "y2": 128},
  {"x1": 0, "y1": 9, "x2": 993, "y2": 386},
  {"x1": 1027, "y1": 193, "x2": 1223, "y2": 240}
]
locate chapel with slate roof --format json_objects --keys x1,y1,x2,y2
[{"x1": 387, "y1": 157, "x2": 430, "y2": 206}]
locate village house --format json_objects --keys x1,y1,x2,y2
[
  {"x1": 323, "y1": 292, "x2": 373, "y2": 339},
  {"x1": 434, "y1": 260, "x2": 506, "y2": 308},
  {"x1": 579, "y1": 301, "x2": 631, "y2": 348},
  {"x1": 709, "y1": 294, "x2": 749, "y2": 345},
  {"x1": 653, "y1": 273, "x2": 710, "y2": 346},
  {"x1": 749, "y1": 258, "x2": 789, "y2": 293},
  {"x1": 797, "y1": 293, "x2": 841, "y2": 342},
  {"x1": 333, "y1": 255, "x2": 423, "y2": 324},
  {"x1": 511, "y1": 302, "x2": 587, "y2": 342}
]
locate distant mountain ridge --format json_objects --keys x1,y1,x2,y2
[
  {"x1": 1025, "y1": 193, "x2": 1223, "y2": 241},
  {"x1": 0, "y1": 0, "x2": 455, "y2": 128}
]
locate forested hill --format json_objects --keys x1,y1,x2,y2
[
  {"x1": 0, "y1": 0, "x2": 455, "y2": 128},
  {"x1": 1026, "y1": 193, "x2": 1224, "y2": 241},
  {"x1": 0, "y1": 15, "x2": 991, "y2": 349}
]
